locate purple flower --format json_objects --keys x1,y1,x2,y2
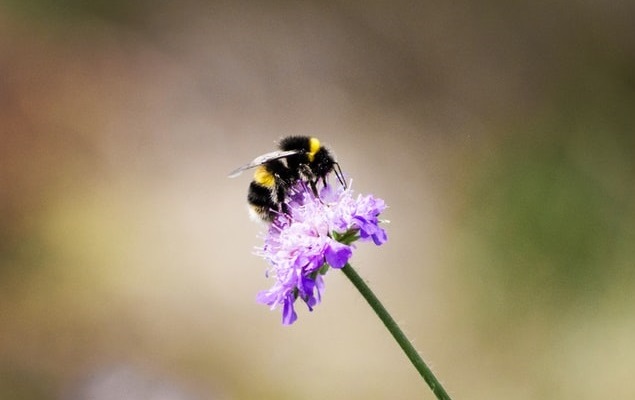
[{"x1": 256, "y1": 181, "x2": 387, "y2": 325}]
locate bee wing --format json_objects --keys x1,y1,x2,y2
[{"x1": 228, "y1": 149, "x2": 302, "y2": 178}]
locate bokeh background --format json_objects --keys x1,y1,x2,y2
[{"x1": 2, "y1": 1, "x2": 634, "y2": 399}]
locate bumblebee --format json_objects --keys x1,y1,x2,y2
[{"x1": 229, "y1": 136, "x2": 345, "y2": 222}]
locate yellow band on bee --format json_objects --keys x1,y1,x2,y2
[
  {"x1": 254, "y1": 166, "x2": 276, "y2": 188},
  {"x1": 308, "y1": 137, "x2": 320, "y2": 162}
]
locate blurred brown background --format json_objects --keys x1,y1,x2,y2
[{"x1": 1, "y1": 1, "x2": 634, "y2": 399}]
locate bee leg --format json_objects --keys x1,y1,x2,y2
[
  {"x1": 310, "y1": 179, "x2": 329, "y2": 205},
  {"x1": 309, "y1": 179, "x2": 319, "y2": 197},
  {"x1": 276, "y1": 184, "x2": 286, "y2": 204},
  {"x1": 280, "y1": 201, "x2": 290, "y2": 216}
]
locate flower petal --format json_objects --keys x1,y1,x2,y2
[
  {"x1": 255, "y1": 180, "x2": 387, "y2": 324},
  {"x1": 324, "y1": 240, "x2": 352, "y2": 269}
]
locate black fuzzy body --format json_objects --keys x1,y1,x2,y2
[{"x1": 245, "y1": 136, "x2": 341, "y2": 222}]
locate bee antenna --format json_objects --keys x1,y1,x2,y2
[{"x1": 333, "y1": 162, "x2": 347, "y2": 189}]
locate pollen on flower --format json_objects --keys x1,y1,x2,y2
[{"x1": 255, "y1": 180, "x2": 387, "y2": 325}]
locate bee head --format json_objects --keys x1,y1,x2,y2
[{"x1": 310, "y1": 147, "x2": 335, "y2": 177}]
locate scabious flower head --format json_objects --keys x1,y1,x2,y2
[{"x1": 256, "y1": 180, "x2": 387, "y2": 325}]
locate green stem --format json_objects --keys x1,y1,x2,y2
[{"x1": 341, "y1": 263, "x2": 452, "y2": 400}]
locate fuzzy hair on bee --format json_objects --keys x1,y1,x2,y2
[{"x1": 229, "y1": 136, "x2": 345, "y2": 222}]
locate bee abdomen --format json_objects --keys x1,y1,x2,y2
[{"x1": 248, "y1": 181, "x2": 278, "y2": 221}]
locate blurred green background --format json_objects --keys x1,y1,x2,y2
[{"x1": 1, "y1": 1, "x2": 634, "y2": 399}]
